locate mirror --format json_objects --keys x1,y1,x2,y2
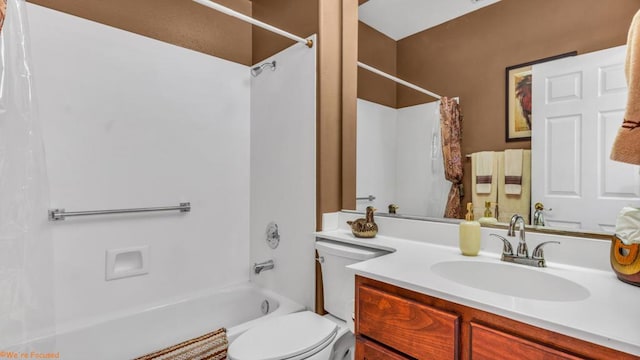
[{"x1": 351, "y1": 0, "x2": 639, "y2": 236}]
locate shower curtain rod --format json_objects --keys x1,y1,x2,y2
[
  {"x1": 192, "y1": 0, "x2": 314, "y2": 48},
  {"x1": 357, "y1": 62, "x2": 442, "y2": 100}
]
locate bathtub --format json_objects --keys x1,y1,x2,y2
[{"x1": 12, "y1": 282, "x2": 304, "y2": 360}]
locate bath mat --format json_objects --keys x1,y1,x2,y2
[{"x1": 134, "y1": 327, "x2": 228, "y2": 360}]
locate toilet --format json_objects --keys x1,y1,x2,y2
[{"x1": 227, "y1": 240, "x2": 388, "y2": 360}]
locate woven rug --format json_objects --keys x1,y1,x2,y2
[{"x1": 134, "y1": 327, "x2": 228, "y2": 360}]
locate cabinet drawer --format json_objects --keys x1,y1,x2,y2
[
  {"x1": 357, "y1": 285, "x2": 460, "y2": 359},
  {"x1": 356, "y1": 336, "x2": 411, "y2": 360},
  {"x1": 471, "y1": 322, "x2": 584, "y2": 360}
]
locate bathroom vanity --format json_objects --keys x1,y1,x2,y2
[
  {"x1": 316, "y1": 212, "x2": 640, "y2": 360},
  {"x1": 355, "y1": 276, "x2": 634, "y2": 359}
]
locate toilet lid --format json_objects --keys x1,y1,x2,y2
[{"x1": 228, "y1": 311, "x2": 338, "y2": 360}]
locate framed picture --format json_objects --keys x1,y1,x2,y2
[{"x1": 505, "y1": 51, "x2": 577, "y2": 142}]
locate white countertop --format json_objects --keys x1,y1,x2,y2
[{"x1": 316, "y1": 213, "x2": 640, "y2": 356}]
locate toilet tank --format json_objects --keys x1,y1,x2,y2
[{"x1": 315, "y1": 240, "x2": 388, "y2": 321}]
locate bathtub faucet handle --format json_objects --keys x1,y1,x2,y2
[{"x1": 253, "y1": 259, "x2": 275, "y2": 274}]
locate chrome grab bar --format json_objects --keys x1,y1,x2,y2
[{"x1": 48, "y1": 202, "x2": 191, "y2": 221}]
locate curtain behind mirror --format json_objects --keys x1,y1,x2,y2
[{"x1": 440, "y1": 97, "x2": 463, "y2": 218}]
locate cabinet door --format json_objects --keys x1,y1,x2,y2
[
  {"x1": 356, "y1": 337, "x2": 411, "y2": 360},
  {"x1": 358, "y1": 285, "x2": 460, "y2": 359},
  {"x1": 470, "y1": 322, "x2": 585, "y2": 360}
]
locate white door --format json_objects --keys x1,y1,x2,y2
[{"x1": 532, "y1": 45, "x2": 640, "y2": 233}]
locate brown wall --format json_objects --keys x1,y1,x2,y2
[
  {"x1": 342, "y1": 0, "x2": 359, "y2": 214},
  {"x1": 252, "y1": 0, "x2": 319, "y2": 64},
  {"x1": 356, "y1": 22, "x2": 436, "y2": 109},
  {"x1": 312, "y1": 0, "x2": 356, "y2": 313},
  {"x1": 392, "y1": 0, "x2": 640, "y2": 214},
  {"x1": 357, "y1": 21, "x2": 397, "y2": 108},
  {"x1": 28, "y1": 0, "x2": 253, "y2": 65}
]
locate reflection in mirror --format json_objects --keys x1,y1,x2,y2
[
  {"x1": 531, "y1": 45, "x2": 633, "y2": 234},
  {"x1": 354, "y1": 0, "x2": 639, "y2": 235},
  {"x1": 356, "y1": 76, "x2": 450, "y2": 218}
]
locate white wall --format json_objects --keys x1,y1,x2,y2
[
  {"x1": 250, "y1": 38, "x2": 316, "y2": 309},
  {"x1": 29, "y1": 4, "x2": 251, "y2": 329},
  {"x1": 356, "y1": 99, "x2": 398, "y2": 212},
  {"x1": 357, "y1": 99, "x2": 450, "y2": 217}
]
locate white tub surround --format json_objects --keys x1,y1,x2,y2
[
  {"x1": 316, "y1": 212, "x2": 640, "y2": 356},
  {"x1": 28, "y1": 3, "x2": 251, "y2": 327},
  {"x1": 250, "y1": 36, "x2": 317, "y2": 310}
]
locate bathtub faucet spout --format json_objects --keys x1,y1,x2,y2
[{"x1": 253, "y1": 260, "x2": 274, "y2": 274}]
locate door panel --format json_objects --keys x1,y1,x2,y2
[{"x1": 532, "y1": 45, "x2": 637, "y2": 232}]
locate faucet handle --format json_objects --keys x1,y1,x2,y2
[
  {"x1": 532, "y1": 241, "x2": 560, "y2": 260},
  {"x1": 489, "y1": 234, "x2": 514, "y2": 256}
]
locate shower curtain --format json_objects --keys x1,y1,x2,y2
[
  {"x1": 440, "y1": 97, "x2": 463, "y2": 218},
  {"x1": 424, "y1": 102, "x2": 451, "y2": 218},
  {"x1": 0, "y1": 0, "x2": 55, "y2": 350}
]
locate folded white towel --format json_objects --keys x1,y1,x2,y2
[
  {"x1": 504, "y1": 149, "x2": 524, "y2": 195},
  {"x1": 497, "y1": 151, "x2": 531, "y2": 223},
  {"x1": 472, "y1": 152, "x2": 498, "y2": 220},
  {"x1": 474, "y1": 151, "x2": 494, "y2": 194},
  {"x1": 615, "y1": 207, "x2": 640, "y2": 245}
]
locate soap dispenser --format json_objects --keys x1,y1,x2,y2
[
  {"x1": 459, "y1": 202, "x2": 481, "y2": 256},
  {"x1": 478, "y1": 201, "x2": 498, "y2": 224}
]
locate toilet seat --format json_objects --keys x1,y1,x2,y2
[{"x1": 228, "y1": 311, "x2": 339, "y2": 360}]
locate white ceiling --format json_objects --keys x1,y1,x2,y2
[{"x1": 359, "y1": 0, "x2": 501, "y2": 41}]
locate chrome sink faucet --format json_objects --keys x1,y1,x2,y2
[
  {"x1": 508, "y1": 214, "x2": 529, "y2": 257},
  {"x1": 490, "y1": 214, "x2": 560, "y2": 268}
]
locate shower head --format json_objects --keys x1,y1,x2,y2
[{"x1": 251, "y1": 60, "x2": 276, "y2": 77}]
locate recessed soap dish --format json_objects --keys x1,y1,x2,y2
[{"x1": 106, "y1": 246, "x2": 149, "y2": 281}]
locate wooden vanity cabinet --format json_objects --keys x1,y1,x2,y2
[
  {"x1": 358, "y1": 284, "x2": 460, "y2": 359},
  {"x1": 470, "y1": 323, "x2": 582, "y2": 360},
  {"x1": 356, "y1": 337, "x2": 411, "y2": 360},
  {"x1": 355, "y1": 276, "x2": 638, "y2": 360}
]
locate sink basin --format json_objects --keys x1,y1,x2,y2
[{"x1": 431, "y1": 261, "x2": 590, "y2": 302}]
